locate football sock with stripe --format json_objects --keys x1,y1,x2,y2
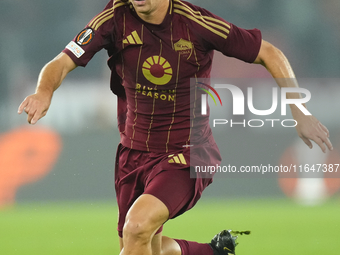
[{"x1": 174, "y1": 239, "x2": 213, "y2": 255}]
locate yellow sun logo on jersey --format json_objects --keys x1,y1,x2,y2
[{"x1": 142, "y1": 56, "x2": 173, "y2": 85}]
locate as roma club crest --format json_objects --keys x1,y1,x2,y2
[{"x1": 174, "y1": 39, "x2": 193, "y2": 59}]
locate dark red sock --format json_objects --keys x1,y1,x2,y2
[{"x1": 174, "y1": 239, "x2": 213, "y2": 255}]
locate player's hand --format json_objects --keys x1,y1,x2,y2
[
  {"x1": 18, "y1": 91, "x2": 52, "y2": 125},
  {"x1": 293, "y1": 110, "x2": 333, "y2": 153}
]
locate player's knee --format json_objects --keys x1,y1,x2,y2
[{"x1": 123, "y1": 219, "x2": 154, "y2": 244}]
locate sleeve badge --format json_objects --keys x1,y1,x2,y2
[{"x1": 76, "y1": 28, "x2": 95, "y2": 46}]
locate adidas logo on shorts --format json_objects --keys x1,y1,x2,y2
[{"x1": 168, "y1": 153, "x2": 187, "y2": 165}]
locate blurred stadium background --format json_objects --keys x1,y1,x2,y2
[{"x1": 1, "y1": 0, "x2": 340, "y2": 254}]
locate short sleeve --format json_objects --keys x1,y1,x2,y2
[
  {"x1": 191, "y1": 6, "x2": 262, "y2": 63},
  {"x1": 62, "y1": 1, "x2": 115, "y2": 67},
  {"x1": 222, "y1": 24, "x2": 262, "y2": 63}
]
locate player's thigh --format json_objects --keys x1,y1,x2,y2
[
  {"x1": 144, "y1": 169, "x2": 196, "y2": 219},
  {"x1": 116, "y1": 180, "x2": 145, "y2": 237},
  {"x1": 124, "y1": 194, "x2": 169, "y2": 236},
  {"x1": 119, "y1": 237, "x2": 123, "y2": 251}
]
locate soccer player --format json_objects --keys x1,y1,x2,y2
[{"x1": 18, "y1": 0, "x2": 333, "y2": 255}]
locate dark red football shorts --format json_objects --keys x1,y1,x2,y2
[{"x1": 114, "y1": 141, "x2": 220, "y2": 237}]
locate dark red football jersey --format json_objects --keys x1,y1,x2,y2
[{"x1": 63, "y1": 0, "x2": 262, "y2": 153}]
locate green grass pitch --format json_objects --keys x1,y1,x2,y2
[{"x1": 0, "y1": 198, "x2": 339, "y2": 254}]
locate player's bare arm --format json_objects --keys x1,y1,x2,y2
[
  {"x1": 18, "y1": 53, "x2": 77, "y2": 125},
  {"x1": 254, "y1": 40, "x2": 333, "y2": 153}
]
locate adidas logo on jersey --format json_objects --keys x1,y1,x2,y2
[
  {"x1": 123, "y1": 31, "x2": 142, "y2": 45},
  {"x1": 168, "y1": 153, "x2": 187, "y2": 165}
]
